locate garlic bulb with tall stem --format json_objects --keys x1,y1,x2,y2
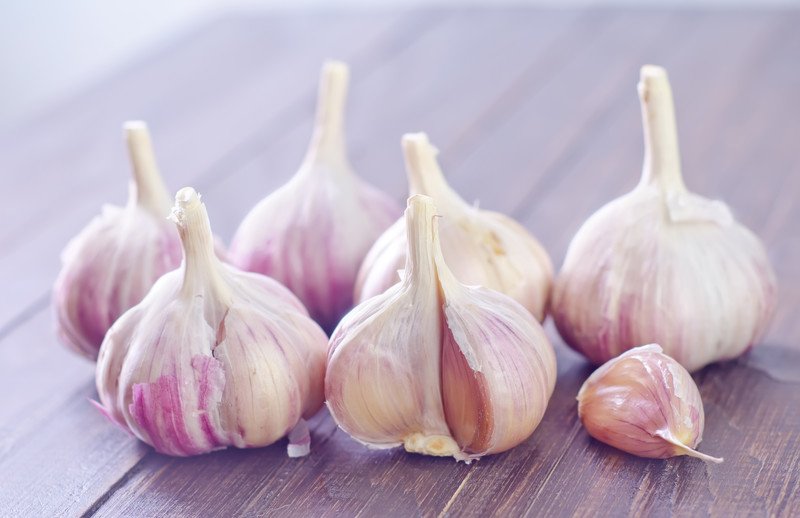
[
  {"x1": 552, "y1": 65, "x2": 777, "y2": 372},
  {"x1": 355, "y1": 133, "x2": 553, "y2": 321},
  {"x1": 229, "y1": 61, "x2": 401, "y2": 333},
  {"x1": 326, "y1": 195, "x2": 556, "y2": 462},
  {"x1": 96, "y1": 187, "x2": 328, "y2": 457},
  {"x1": 53, "y1": 122, "x2": 182, "y2": 360}
]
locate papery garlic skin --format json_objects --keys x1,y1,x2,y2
[
  {"x1": 229, "y1": 61, "x2": 401, "y2": 333},
  {"x1": 326, "y1": 195, "x2": 556, "y2": 462},
  {"x1": 577, "y1": 344, "x2": 722, "y2": 463},
  {"x1": 96, "y1": 188, "x2": 328, "y2": 457},
  {"x1": 53, "y1": 122, "x2": 182, "y2": 360},
  {"x1": 552, "y1": 65, "x2": 776, "y2": 372},
  {"x1": 356, "y1": 133, "x2": 552, "y2": 322}
]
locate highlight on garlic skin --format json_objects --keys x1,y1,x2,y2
[
  {"x1": 96, "y1": 187, "x2": 328, "y2": 457},
  {"x1": 53, "y1": 122, "x2": 182, "y2": 360},
  {"x1": 326, "y1": 195, "x2": 557, "y2": 463},
  {"x1": 577, "y1": 344, "x2": 723, "y2": 463},
  {"x1": 355, "y1": 133, "x2": 553, "y2": 322},
  {"x1": 229, "y1": 61, "x2": 401, "y2": 333},
  {"x1": 552, "y1": 65, "x2": 777, "y2": 372}
]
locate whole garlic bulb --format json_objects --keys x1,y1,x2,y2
[
  {"x1": 326, "y1": 195, "x2": 556, "y2": 462},
  {"x1": 229, "y1": 61, "x2": 401, "y2": 333},
  {"x1": 54, "y1": 122, "x2": 182, "y2": 360},
  {"x1": 96, "y1": 187, "x2": 328, "y2": 457},
  {"x1": 355, "y1": 133, "x2": 553, "y2": 321},
  {"x1": 578, "y1": 344, "x2": 722, "y2": 463},
  {"x1": 552, "y1": 65, "x2": 777, "y2": 372}
]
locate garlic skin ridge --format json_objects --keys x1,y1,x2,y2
[
  {"x1": 96, "y1": 187, "x2": 328, "y2": 457},
  {"x1": 552, "y1": 65, "x2": 777, "y2": 372},
  {"x1": 326, "y1": 195, "x2": 557, "y2": 462},
  {"x1": 355, "y1": 133, "x2": 553, "y2": 322},
  {"x1": 53, "y1": 122, "x2": 182, "y2": 360},
  {"x1": 577, "y1": 344, "x2": 722, "y2": 463},
  {"x1": 229, "y1": 61, "x2": 401, "y2": 333}
]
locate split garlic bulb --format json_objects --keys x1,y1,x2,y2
[
  {"x1": 96, "y1": 188, "x2": 328, "y2": 457},
  {"x1": 326, "y1": 195, "x2": 556, "y2": 462},
  {"x1": 355, "y1": 133, "x2": 553, "y2": 321},
  {"x1": 54, "y1": 122, "x2": 182, "y2": 360},
  {"x1": 229, "y1": 61, "x2": 401, "y2": 333},
  {"x1": 552, "y1": 65, "x2": 776, "y2": 372},
  {"x1": 578, "y1": 344, "x2": 722, "y2": 463}
]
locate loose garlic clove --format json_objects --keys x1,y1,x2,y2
[
  {"x1": 326, "y1": 195, "x2": 556, "y2": 462},
  {"x1": 53, "y1": 122, "x2": 183, "y2": 360},
  {"x1": 355, "y1": 133, "x2": 553, "y2": 322},
  {"x1": 229, "y1": 61, "x2": 401, "y2": 333},
  {"x1": 96, "y1": 188, "x2": 328, "y2": 457},
  {"x1": 552, "y1": 65, "x2": 777, "y2": 372},
  {"x1": 577, "y1": 344, "x2": 723, "y2": 463}
]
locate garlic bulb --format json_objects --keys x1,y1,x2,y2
[
  {"x1": 54, "y1": 122, "x2": 182, "y2": 360},
  {"x1": 326, "y1": 195, "x2": 556, "y2": 462},
  {"x1": 229, "y1": 61, "x2": 401, "y2": 333},
  {"x1": 96, "y1": 187, "x2": 328, "y2": 457},
  {"x1": 355, "y1": 133, "x2": 553, "y2": 322},
  {"x1": 552, "y1": 65, "x2": 777, "y2": 372},
  {"x1": 578, "y1": 344, "x2": 722, "y2": 463}
]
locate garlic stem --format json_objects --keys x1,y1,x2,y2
[
  {"x1": 306, "y1": 61, "x2": 349, "y2": 163},
  {"x1": 404, "y1": 195, "x2": 440, "y2": 292},
  {"x1": 637, "y1": 65, "x2": 687, "y2": 193},
  {"x1": 124, "y1": 121, "x2": 172, "y2": 217},
  {"x1": 654, "y1": 430, "x2": 723, "y2": 463},
  {"x1": 171, "y1": 187, "x2": 232, "y2": 305},
  {"x1": 402, "y1": 134, "x2": 463, "y2": 207}
]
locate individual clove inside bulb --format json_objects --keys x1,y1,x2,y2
[
  {"x1": 326, "y1": 195, "x2": 557, "y2": 462},
  {"x1": 552, "y1": 65, "x2": 777, "y2": 372},
  {"x1": 229, "y1": 61, "x2": 401, "y2": 333},
  {"x1": 577, "y1": 344, "x2": 723, "y2": 463},
  {"x1": 53, "y1": 122, "x2": 183, "y2": 360},
  {"x1": 356, "y1": 133, "x2": 553, "y2": 322},
  {"x1": 96, "y1": 187, "x2": 328, "y2": 457}
]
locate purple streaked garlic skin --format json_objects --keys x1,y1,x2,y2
[
  {"x1": 577, "y1": 344, "x2": 722, "y2": 463},
  {"x1": 53, "y1": 122, "x2": 182, "y2": 360},
  {"x1": 552, "y1": 65, "x2": 776, "y2": 372},
  {"x1": 229, "y1": 61, "x2": 401, "y2": 333},
  {"x1": 96, "y1": 187, "x2": 328, "y2": 457}
]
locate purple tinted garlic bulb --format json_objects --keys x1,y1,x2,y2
[
  {"x1": 53, "y1": 122, "x2": 182, "y2": 360},
  {"x1": 229, "y1": 61, "x2": 401, "y2": 333},
  {"x1": 96, "y1": 188, "x2": 328, "y2": 457}
]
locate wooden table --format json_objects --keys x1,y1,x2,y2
[{"x1": 1, "y1": 8, "x2": 798, "y2": 517}]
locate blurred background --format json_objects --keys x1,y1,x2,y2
[{"x1": 1, "y1": 0, "x2": 798, "y2": 130}]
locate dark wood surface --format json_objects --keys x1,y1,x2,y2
[{"x1": 1, "y1": 8, "x2": 798, "y2": 517}]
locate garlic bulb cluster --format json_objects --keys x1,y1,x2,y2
[
  {"x1": 552, "y1": 65, "x2": 777, "y2": 372},
  {"x1": 326, "y1": 195, "x2": 556, "y2": 462},
  {"x1": 578, "y1": 344, "x2": 722, "y2": 463},
  {"x1": 54, "y1": 122, "x2": 182, "y2": 360},
  {"x1": 96, "y1": 187, "x2": 328, "y2": 457},
  {"x1": 356, "y1": 133, "x2": 553, "y2": 321},
  {"x1": 229, "y1": 61, "x2": 401, "y2": 333}
]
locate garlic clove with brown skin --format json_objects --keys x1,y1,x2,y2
[
  {"x1": 229, "y1": 61, "x2": 401, "y2": 333},
  {"x1": 355, "y1": 133, "x2": 553, "y2": 322},
  {"x1": 577, "y1": 344, "x2": 723, "y2": 463},
  {"x1": 552, "y1": 65, "x2": 777, "y2": 372},
  {"x1": 53, "y1": 122, "x2": 183, "y2": 360},
  {"x1": 96, "y1": 187, "x2": 328, "y2": 457},
  {"x1": 326, "y1": 195, "x2": 556, "y2": 462}
]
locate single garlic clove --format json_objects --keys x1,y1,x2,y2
[
  {"x1": 53, "y1": 122, "x2": 183, "y2": 360},
  {"x1": 96, "y1": 187, "x2": 328, "y2": 457},
  {"x1": 355, "y1": 133, "x2": 553, "y2": 322},
  {"x1": 577, "y1": 344, "x2": 722, "y2": 463},
  {"x1": 552, "y1": 65, "x2": 777, "y2": 372},
  {"x1": 326, "y1": 194, "x2": 556, "y2": 462},
  {"x1": 229, "y1": 61, "x2": 401, "y2": 333}
]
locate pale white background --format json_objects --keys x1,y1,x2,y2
[{"x1": 0, "y1": 0, "x2": 797, "y2": 130}]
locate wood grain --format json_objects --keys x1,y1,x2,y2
[{"x1": 0, "y1": 8, "x2": 798, "y2": 518}]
